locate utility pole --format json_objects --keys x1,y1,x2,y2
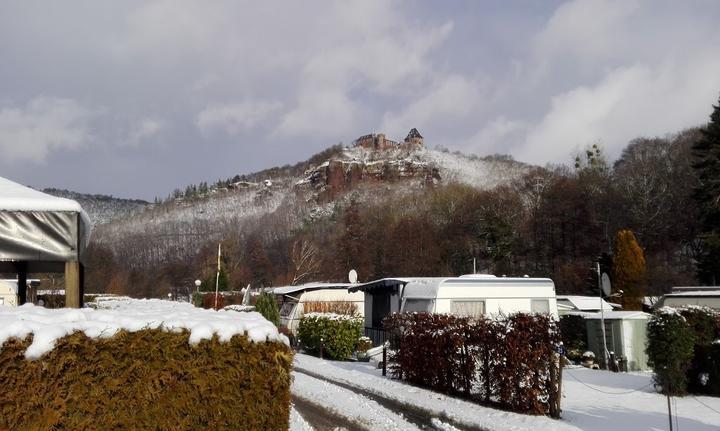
[
  {"x1": 666, "y1": 377, "x2": 673, "y2": 431},
  {"x1": 598, "y1": 261, "x2": 609, "y2": 370}
]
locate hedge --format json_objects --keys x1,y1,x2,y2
[
  {"x1": 646, "y1": 308, "x2": 696, "y2": 395},
  {"x1": 297, "y1": 313, "x2": 363, "y2": 360},
  {"x1": 384, "y1": 312, "x2": 561, "y2": 416},
  {"x1": 647, "y1": 306, "x2": 720, "y2": 396},
  {"x1": 0, "y1": 329, "x2": 293, "y2": 430}
]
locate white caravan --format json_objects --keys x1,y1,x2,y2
[
  {"x1": 350, "y1": 275, "x2": 558, "y2": 344},
  {"x1": 273, "y1": 283, "x2": 364, "y2": 335}
]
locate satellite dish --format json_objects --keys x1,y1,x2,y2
[
  {"x1": 601, "y1": 273, "x2": 612, "y2": 296},
  {"x1": 348, "y1": 269, "x2": 358, "y2": 284}
]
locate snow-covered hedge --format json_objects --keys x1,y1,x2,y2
[
  {"x1": 384, "y1": 312, "x2": 562, "y2": 417},
  {"x1": 648, "y1": 305, "x2": 720, "y2": 396},
  {"x1": 297, "y1": 312, "x2": 363, "y2": 360},
  {"x1": 0, "y1": 299, "x2": 293, "y2": 430}
]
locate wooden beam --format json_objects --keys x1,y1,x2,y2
[{"x1": 65, "y1": 261, "x2": 81, "y2": 308}]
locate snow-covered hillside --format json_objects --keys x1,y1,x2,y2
[
  {"x1": 43, "y1": 188, "x2": 151, "y2": 226},
  {"x1": 92, "y1": 142, "x2": 529, "y2": 267}
]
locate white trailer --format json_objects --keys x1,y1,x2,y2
[{"x1": 351, "y1": 275, "x2": 558, "y2": 345}]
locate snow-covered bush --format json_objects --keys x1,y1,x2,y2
[
  {"x1": 646, "y1": 307, "x2": 695, "y2": 395},
  {"x1": 297, "y1": 313, "x2": 363, "y2": 360},
  {"x1": 384, "y1": 312, "x2": 562, "y2": 417},
  {"x1": 680, "y1": 306, "x2": 720, "y2": 395},
  {"x1": 0, "y1": 300, "x2": 293, "y2": 430}
]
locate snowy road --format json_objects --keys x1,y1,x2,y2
[{"x1": 289, "y1": 354, "x2": 720, "y2": 431}]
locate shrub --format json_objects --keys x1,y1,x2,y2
[
  {"x1": 687, "y1": 343, "x2": 720, "y2": 395},
  {"x1": 559, "y1": 314, "x2": 588, "y2": 361},
  {"x1": 297, "y1": 313, "x2": 363, "y2": 360},
  {"x1": 384, "y1": 312, "x2": 561, "y2": 416},
  {"x1": 0, "y1": 329, "x2": 292, "y2": 430},
  {"x1": 679, "y1": 306, "x2": 719, "y2": 345},
  {"x1": 255, "y1": 291, "x2": 280, "y2": 326},
  {"x1": 201, "y1": 293, "x2": 225, "y2": 310},
  {"x1": 646, "y1": 307, "x2": 695, "y2": 395}
]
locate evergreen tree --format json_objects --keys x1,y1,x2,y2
[
  {"x1": 254, "y1": 291, "x2": 280, "y2": 326},
  {"x1": 612, "y1": 229, "x2": 646, "y2": 310},
  {"x1": 693, "y1": 95, "x2": 720, "y2": 284}
]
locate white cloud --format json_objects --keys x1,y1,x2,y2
[
  {"x1": 380, "y1": 75, "x2": 482, "y2": 135},
  {"x1": 0, "y1": 97, "x2": 96, "y2": 162},
  {"x1": 517, "y1": 53, "x2": 720, "y2": 164},
  {"x1": 196, "y1": 101, "x2": 282, "y2": 135},
  {"x1": 126, "y1": 118, "x2": 164, "y2": 146}
]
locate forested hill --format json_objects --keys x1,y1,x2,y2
[{"x1": 42, "y1": 188, "x2": 151, "y2": 226}]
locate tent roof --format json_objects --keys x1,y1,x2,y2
[{"x1": 0, "y1": 177, "x2": 85, "y2": 213}]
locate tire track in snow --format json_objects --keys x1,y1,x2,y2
[
  {"x1": 292, "y1": 371, "x2": 422, "y2": 430},
  {"x1": 294, "y1": 368, "x2": 483, "y2": 431}
]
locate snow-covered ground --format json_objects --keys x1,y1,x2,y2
[{"x1": 290, "y1": 353, "x2": 720, "y2": 431}]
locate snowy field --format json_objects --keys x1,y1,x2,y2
[{"x1": 290, "y1": 353, "x2": 720, "y2": 431}]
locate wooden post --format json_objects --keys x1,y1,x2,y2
[
  {"x1": 17, "y1": 262, "x2": 27, "y2": 305},
  {"x1": 65, "y1": 261, "x2": 81, "y2": 308}
]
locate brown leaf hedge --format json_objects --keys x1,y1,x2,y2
[
  {"x1": 0, "y1": 329, "x2": 293, "y2": 430},
  {"x1": 384, "y1": 312, "x2": 561, "y2": 416}
]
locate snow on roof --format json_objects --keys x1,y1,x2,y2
[
  {"x1": 0, "y1": 298, "x2": 288, "y2": 359},
  {"x1": 272, "y1": 282, "x2": 353, "y2": 296},
  {"x1": 664, "y1": 290, "x2": 720, "y2": 297},
  {"x1": 0, "y1": 176, "x2": 84, "y2": 213},
  {"x1": 556, "y1": 296, "x2": 614, "y2": 311},
  {"x1": 583, "y1": 311, "x2": 650, "y2": 320}
]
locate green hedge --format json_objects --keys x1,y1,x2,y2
[
  {"x1": 297, "y1": 313, "x2": 363, "y2": 360},
  {"x1": 0, "y1": 329, "x2": 292, "y2": 430}
]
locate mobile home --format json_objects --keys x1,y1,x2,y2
[
  {"x1": 273, "y1": 283, "x2": 364, "y2": 335},
  {"x1": 659, "y1": 287, "x2": 720, "y2": 310},
  {"x1": 350, "y1": 275, "x2": 558, "y2": 345}
]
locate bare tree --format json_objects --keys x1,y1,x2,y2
[{"x1": 291, "y1": 239, "x2": 321, "y2": 285}]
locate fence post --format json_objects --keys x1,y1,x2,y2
[{"x1": 382, "y1": 342, "x2": 387, "y2": 377}]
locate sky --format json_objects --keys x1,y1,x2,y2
[{"x1": 1, "y1": 0, "x2": 719, "y2": 200}]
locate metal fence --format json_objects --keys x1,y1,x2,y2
[{"x1": 364, "y1": 326, "x2": 386, "y2": 346}]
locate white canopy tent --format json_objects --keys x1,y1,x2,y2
[{"x1": 0, "y1": 176, "x2": 91, "y2": 307}]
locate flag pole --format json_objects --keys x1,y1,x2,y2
[{"x1": 214, "y1": 242, "x2": 222, "y2": 309}]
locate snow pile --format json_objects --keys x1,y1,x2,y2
[{"x1": 0, "y1": 299, "x2": 288, "y2": 359}]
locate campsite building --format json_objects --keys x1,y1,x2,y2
[{"x1": 0, "y1": 176, "x2": 90, "y2": 308}]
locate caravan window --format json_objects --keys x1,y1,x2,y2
[
  {"x1": 280, "y1": 301, "x2": 297, "y2": 317},
  {"x1": 403, "y1": 299, "x2": 434, "y2": 313},
  {"x1": 450, "y1": 300, "x2": 485, "y2": 317},
  {"x1": 531, "y1": 299, "x2": 550, "y2": 314}
]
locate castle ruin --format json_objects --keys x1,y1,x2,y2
[{"x1": 353, "y1": 128, "x2": 424, "y2": 151}]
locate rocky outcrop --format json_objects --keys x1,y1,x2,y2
[{"x1": 295, "y1": 157, "x2": 440, "y2": 202}]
